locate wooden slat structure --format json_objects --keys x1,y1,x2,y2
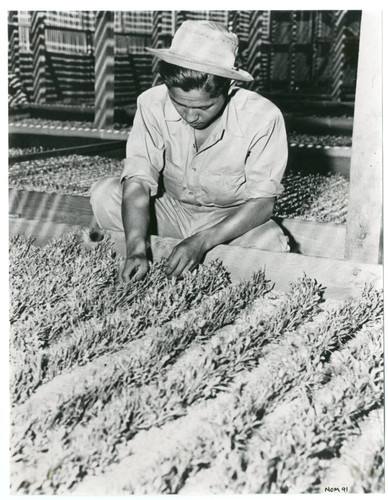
[
  {"x1": 246, "y1": 11, "x2": 270, "y2": 91},
  {"x1": 30, "y1": 11, "x2": 47, "y2": 104},
  {"x1": 9, "y1": 10, "x2": 362, "y2": 107},
  {"x1": 330, "y1": 11, "x2": 347, "y2": 101},
  {"x1": 151, "y1": 11, "x2": 174, "y2": 86},
  {"x1": 345, "y1": 12, "x2": 382, "y2": 264},
  {"x1": 94, "y1": 11, "x2": 115, "y2": 129},
  {"x1": 8, "y1": 12, "x2": 21, "y2": 80},
  {"x1": 45, "y1": 51, "x2": 95, "y2": 101},
  {"x1": 289, "y1": 11, "x2": 297, "y2": 92}
]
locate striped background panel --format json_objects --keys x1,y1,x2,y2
[
  {"x1": 94, "y1": 11, "x2": 115, "y2": 129},
  {"x1": 30, "y1": 11, "x2": 47, "y2": 104},
  {"x1": 9, "y1": 10, "x2": 361, "y2": 106}
]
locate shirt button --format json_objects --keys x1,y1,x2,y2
[{"x1": 192, "y1": 167, "x2": 197, "y2": 171}]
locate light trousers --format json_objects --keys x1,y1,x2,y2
[{"x1": 90, "y1": 176, "x2": 290, "y2": 252}]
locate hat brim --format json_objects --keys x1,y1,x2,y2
[{"x1": 146, "y1": 47, "x2": 254, "y2": 82}]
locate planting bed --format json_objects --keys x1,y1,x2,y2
[
  {"x1": 9, "y1": 117, "x2": 132, "y2": 133},
  {"x1": 9, "y1": 146, "x2": 52, "y2": 157},
  {"x1": 9, "y1": 151, "x2": 349, "y2": 224},
  {"x1": 9, "y1": 231, "x2": 384, "y2": 494},
  {"x1": 9, "y1": 154, "x2": 123, "y2": 197},
  {"x1": 274, "y1": 170, "x2": 349, "y2": 224},
  {"x1": 287, "y1": 132, "x2": 352, "y2": 148}
]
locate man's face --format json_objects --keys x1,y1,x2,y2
[{"x1": 168, "y1": 87, "x2": 227, "y2": 130}]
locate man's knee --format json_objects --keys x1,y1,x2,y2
[
  {"x1": 90, "y1": 176, "x2": 123, "y2": 231},
  {"x1": 90, "y1": 176, "x2": 119, "y2": 208}
]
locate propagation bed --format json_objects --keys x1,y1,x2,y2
[{"x1": 9, "y1": 230, "x2": 384, "y2": 494}]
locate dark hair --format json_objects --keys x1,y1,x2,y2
[{"x1": 158, "y1": 60, "x2": 231, "y2": 97}]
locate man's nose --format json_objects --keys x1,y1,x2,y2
[{"x1": 185, "y1": 109, "x2": 199, "y2": 123}]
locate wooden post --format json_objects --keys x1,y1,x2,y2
[
  {"x1": 94, "y1": 11, "x2": 115, "y2": 129},
  {"x1": 31, "y1": 11, "x2": 48, "y2": 104},
  {"x1": 344, "y1": 11, "x2": 382, "y2": 264}
]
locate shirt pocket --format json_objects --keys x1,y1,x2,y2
[
  {"x1": 163, "y1": 157, "x2": 184, "y2": 197},
  {"x1": 199, "y1": 172, "x2": 246, "y2": 207}
]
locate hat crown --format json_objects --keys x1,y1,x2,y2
[
  {"x1": 145, "y1": 19, "x2": 253, "y2": 82},
  {"x1": 170, "y1": 20, "x2": 238, "y2": 68}
]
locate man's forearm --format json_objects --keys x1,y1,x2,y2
[
  {"x1": 196, "y1": 197, "x2": 275, "y2": 252},
  {"x1": 121, "y1": 178, "x2": 151, "y2": 256}
]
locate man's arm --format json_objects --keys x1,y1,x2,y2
[
  {"x1": 119, "y1": 178, "x2": 151, "y2": 282},
  {"x1": 165, "y1": 197, "x2": 274, "y2": 278}
]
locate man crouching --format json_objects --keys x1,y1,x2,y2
[{"x1": 91, "y1": 20, "x2": 289, "y2": 281}]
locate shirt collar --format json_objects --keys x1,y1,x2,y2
[
  {"x1": 225, "y1": 87, "x2": 244, "y2": 137},
  {"x1": 164, "y1": 91, "x2": 182, "y2": 121},
  {"x1": 163, "y1": 85, "x2": 244, "y2": 138}
]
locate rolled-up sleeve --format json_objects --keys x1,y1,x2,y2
[
  {"x1": 120, "y1": 96, "x2": 165, "y2": 197},
  {"x1": 244, "y1": 111, "x2": 288, "y2": 200}
]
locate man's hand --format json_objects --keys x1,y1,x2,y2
[
  {"x1": 118, "y1": 254, "x2": 149, "y2": 282},
  {"x1": 165, "y1": 233, "x2": 208, "y2": 279},
  {"x1": 164, "y1": 197, "x2": 276, "y2": 280}
]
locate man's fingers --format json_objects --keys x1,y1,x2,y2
[
  {"x1": 165, "y1": 259, "x2": 180, "y2": 278},
  {"x1": 133, "y1": 260, "x2": 149, "y2": 281},
  {"x1": 187, "y1": 260, "x2": 198, "y2": 273},
  {"x1": 165, "y1": 247, "x2": 177, "y2": 270},
  {"x1": 169, "y1": 257, "x2": 195, "y2": 279},
  {"x1": 119, "y1": 259, "x2": 144, "y2": 283},
  {"x1": 165, "y1": 246, "x2": 200, "y2": 278},
  {"x1": 165, "y1": 251, "x2": 180, "y2": 277},
  {"x1": 182, "y1": 259, "x2": 198, "y2": 276},
  {"x1": 119, "y1": 267, "x2": 134, "y2": 283}
]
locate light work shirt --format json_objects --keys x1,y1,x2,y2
[{"x1": 121, "y1": 84, "x2": 288, "y2": 208}]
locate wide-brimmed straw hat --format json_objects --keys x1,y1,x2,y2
[{"x1": 146, "y1": 20, "x2": 253, "y2": 82}]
